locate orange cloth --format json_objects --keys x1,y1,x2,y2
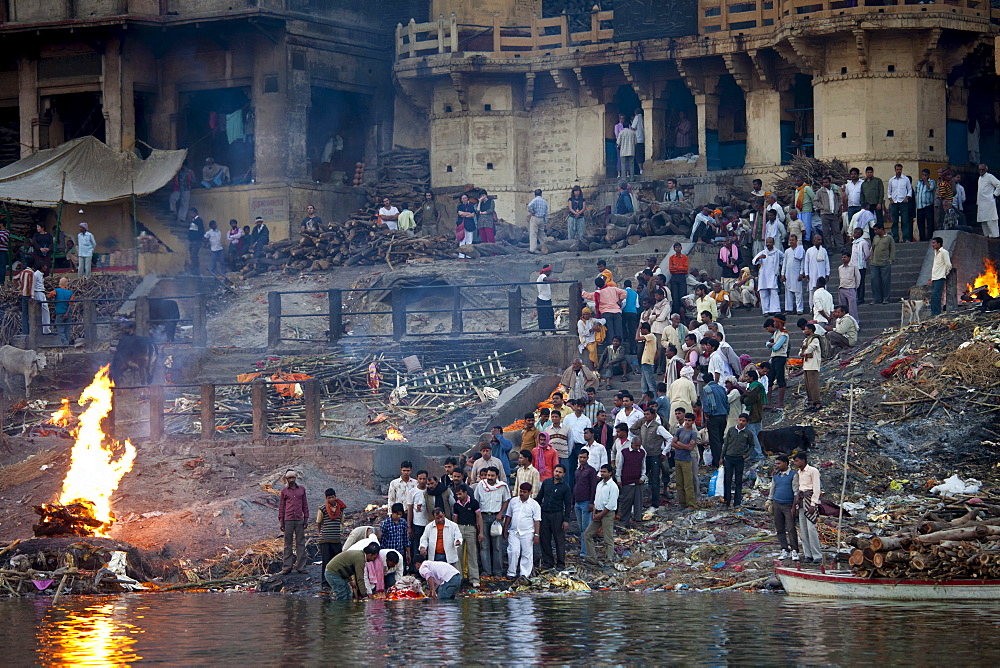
[
  {"x1": 270, "y1": 372, "x2": 313, "y2": 398},
  {"x1": 668, "y1": 253, "x2": 689, "y2": 275},
  {"x1": 599, "y1": 269, "x2": 617, "y2": 287}
]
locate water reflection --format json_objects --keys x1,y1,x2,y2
[
  {"x1": 37, "y1": 599, "x2": 141, "y2": 666},
  {"x1": 3, "y1": 591, "x2": 999, "y2": 665}
]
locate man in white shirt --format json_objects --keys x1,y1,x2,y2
[
  {"x1": 886, "y1": 163, "x2": 913, "y2": 243},
  {"x1": 811, "y1": 277, "x2": 835, "y2": 325},
  {"x1": 783, "y1": 234, "x2": 805, "y2": 314},
  {"x1": 583, "y1": 464, "x2": 619, "y2": 564},
  {"x1": 803, "y1": 234, "x2": 830, "y2": 309},
  {"x1": 836, "y1": 251, "x2": 861, "y2": 324},
  {"x1": 615, "y1": 393, "x2": 643, "y2": 430},
  {"x1": 581, "y1": 427, "x2": 608, "y2": 472},
  {"x1": 702, "y1": 337, "x2": 733, "y2": 384},
  {"x1": 764, "y1": 210, "x2": 786, "y2": 253},
  {"x1": 406, "y1": 470, "x2": 431, "y2": 570},
  {"x1": 474, "y1": 469, "x2": 510, "y2": 577},
  {"x1": 388, "y1": 461, "x2": 417, "y2": 510},
  {"x1": 504, "y1": 482, "x2": 541, "y2": 579},
  {"x1": 976, "y1": 163, "x2": 1000, "y2": 238},
  {"x1": 378, "y1": 197, "x2": 400, "y2": 230},
  {"x1": 927, "y1": 236, "x2": 952, "y2": 316},
  {"x1": 844, "y1": 167, "x2": 864, "y2": 221},
  {"x1": 753, "y1": 237, "x2": 783, "y2": 316},
  {"x1": 850, "y1": 228, "x2": 872, "y2": 304},
  {"x1": 561, "y1": 400, "x2": 592, "y2": 489},
  {"x1": 630, "y1": 108, "x2": 645, "y2": 176},
  {"x1": 850, "y1": 203, "x2": 876, "y2": 240},
  {"x1": 765, "y1": 194, "x2": 785, "y2": 223},
  {"x1": 691, "y1": 206, "x2": 716, "y2": 244}
]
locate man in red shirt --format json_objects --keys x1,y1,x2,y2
[
  {"x1": 278, "y1": 469, "x2": 309, "y2": 574},
  {"x1": 667, "y1": 242, "x2": 689, "y2": 316}
]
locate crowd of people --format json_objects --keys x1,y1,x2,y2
[{"x1": 276, "y1": 394, "x2": 831, "y2": 600}]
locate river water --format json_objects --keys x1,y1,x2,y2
[{"x1": 3, "y1": 591, "x2": 999, "y2": 665}]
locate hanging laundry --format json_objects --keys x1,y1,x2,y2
[
  {"x1": 226, "y1": 110, "x2": 245, "y2": 144},
  {"x1": 208, "y1": 111, "x2": 218, "y2": 136}
]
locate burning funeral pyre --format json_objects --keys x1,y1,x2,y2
[{"x1": 33, "y1": 365, "x2": 136, "y2": 538}]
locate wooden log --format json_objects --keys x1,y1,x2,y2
[
  {"x1": 915, "y1": 525, "x2": 989, "y2": 545},
  {"x1": 540, "y1": 239, "x2": 583, "y2": 254},
  {"x1": 848, "y1": 536, "x2": 872, "y2": 550},
  {"x1": 918, "y1": 521, "x2": 953, "y2": 535},
  {"x1": 870, "y1": 535, "x2": 913, "y2": 551},
  {"x1": 910, "y1": 553, "x2": 940, "y2": 570},
  {"x1": 883, "y1": 550, "x2": 911, "y2": 564},
  {"x1": 849, "y1": 549, "x2": 865, "y2": 566}
]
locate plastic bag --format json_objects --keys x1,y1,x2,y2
[
  {"x1": 930, "y1": 474, "x2": 981, "y2": 497},
  {"x1": 490, "y1": 520, "x2": 503, "y2": 537},
  {"x1": 708, "y1": 466, "x2": 724, "y2": 498},
  {"x1": 702, "y1": 448, "x2": 713, "y2": 467}
]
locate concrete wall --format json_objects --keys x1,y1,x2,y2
[
  {"x1": 189, "y1": 183, "x2": 370, "y2": 242},
  {"x1": 42, "y1": 201, "x2": 134, "y2": 258}
]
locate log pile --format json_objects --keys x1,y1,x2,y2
[
  {"x1": 849, "y1": 514, "x2": 1000, "y2": 579},
  {"x1": 771, "y1": 155, "x2": 851, "y2": 204},
  {"x1": 0, "y1": 274, "x2": 141, "y2": 347}
]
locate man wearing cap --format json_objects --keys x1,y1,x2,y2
[
  {"x1": 504, "y1": 481, "x2": 541, "y2": 580},
  {"x1": 76, "y1": 222, "x2": 96, "y2": 278},
  {"x1": 536, "y1": 264, "x2": 556, "y2": 332},
  {"x1": 278, "y1": 470, "x2": 309, "y2": 574}
]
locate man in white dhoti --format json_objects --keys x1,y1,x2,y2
[
  {"x1": 783, "y1": 234, "x2": 805, "y2": 315},
  {"x1": 764, "y1": 210, "x2": 787, "y2": 253},
  {"x1": 803, "y1": 234, "x2": 829, "y2": 310},
  {"x1": 977, "y1": 163, "x2": 1000, "y2": 238},
  {"x1": 753, "y1": 237, "x2": 783, "y2": 316}
]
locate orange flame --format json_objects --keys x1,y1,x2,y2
[
  {"x1": 385, "y1": 427, "x2": 407, "y2": 441},
  {"x1": 49, "y1": 398, "x2": 73, "y2": 427},
  {"x1": 967, "y1": 258, "x2": 1000, "y2": 298},
  {"x1": 58, "y1": 365, "x2": 137, "y2": 537}
]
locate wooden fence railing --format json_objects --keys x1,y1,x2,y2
[{"x1": 396, "y1": 1, "x2": 990, "y2": 56}]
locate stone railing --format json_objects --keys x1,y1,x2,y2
[{"x1": 700, "y1": 0, "x2": 991, "y2": 34}]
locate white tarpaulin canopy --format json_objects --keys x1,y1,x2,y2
[{"x1": 0, "y1": 136, "x2": 187, "y2": 206}]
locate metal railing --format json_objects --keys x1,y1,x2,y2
[
  {"x1": 22, "y1": 294, "x2": 208, "y2": 351},
  {"x1": 113, "y1": 377, "x2": 323, "y2": 443},
  {"x1": 266, "y1": 281, "x2": 583, "y2": 347}
]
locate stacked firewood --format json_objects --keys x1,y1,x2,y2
[
  {"x1": 849, "y1": 516, "x2": 1000, "y2": 579},
  {"x1": 771, "y1": 155, "x2": 851, "y2": 203}
]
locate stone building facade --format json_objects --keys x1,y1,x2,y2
[
  {"x1": 0, "y1": 0, "x2": 400, "y2": 245},
  {"x1": 393, "y1": 0, "x2": 999, "y2": 223}
]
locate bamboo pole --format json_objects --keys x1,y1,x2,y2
[{"x1": 835, "y1": 381, "x2": 853, "y2": 551}]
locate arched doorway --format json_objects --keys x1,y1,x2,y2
[{"x1": 663, "y1": 80, "x2": 696, "y2": 159}]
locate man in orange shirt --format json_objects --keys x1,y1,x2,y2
[
  {"x1": 597, "y1": 259, "x2": 617, "y2": 287},
  {"x1": 667, "y1": 242, "x2": 689, "y2": 316}
]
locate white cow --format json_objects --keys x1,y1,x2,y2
[{"x1": 0, "y1": 345, "x2": 47, "y2": 397}]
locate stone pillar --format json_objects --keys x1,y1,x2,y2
[
  {"x1": 285, "y1": 46, "x2": 310, "y2": 182},
  {"x1": 18, "y1": 56, "x2": 37, "y2": 158},
  {"x1": 744, "y1": 88, "x2": 783, "y2": 167},
  {"x1": 252, "y1": 38, "x2": 288, "y2": 183},
  {"x1": 102, "y1": 37, "x2": 123, "y2": 150},
  {"x1": 642, "y1": 98, "x2": 667, "y2": 163},
  {"x1": 695, "y1": 93, "x2": 720, "y2": 171}
]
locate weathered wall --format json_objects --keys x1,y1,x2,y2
[
  {"x1": 431, "y1": 0, "x2": 540, "y2": 24},
  {"x1": 427, "y1": 73, "x2": 605, "y2": 225}
]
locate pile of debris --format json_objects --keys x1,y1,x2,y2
[
  {"x1": 0, "y1": 536, "x2": 148, "y2": 598},
  {"x1": 0, "y1": 274, "x2": 140, "y2": 346}
]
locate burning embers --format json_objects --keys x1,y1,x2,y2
[
  {"x1": 385, "y1": 427, "x2": 407, "y2": 441},
  {"x1": 962, "y1": 259, "x2": 1000, "y2": 310},
  {"x1": 33, "y1": 365, "x2": 137, "y2": 538}
]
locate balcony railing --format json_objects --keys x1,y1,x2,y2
[
  {"x1": 395, "y1": 10, "x2": 613, "y2": 60},
  {"x1": 395, "y1": 0, "x2": 991, "y2": 60}
]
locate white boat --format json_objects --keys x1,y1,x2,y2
[{"x1": 776, "y1": 566, "x2": 1000, "y2": 600}]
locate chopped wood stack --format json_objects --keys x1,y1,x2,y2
[
  {"x1": 377, "y1": 146, "x2": 430, "y2": 189},
  {"x1": 771, "y1": 155, "x2": 851, "y2": 204},
  {"x1": 0, "y1": 274, "x2": 141, "y2": 347},
  {"x1": 849, "y1": 515, "x2": 1000, "y2": 579}
]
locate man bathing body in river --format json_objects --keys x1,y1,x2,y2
[{"x1": 325, "y1": 542, "x2": 381, "y2": 600}]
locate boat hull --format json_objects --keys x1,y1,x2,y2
[{"x1": 776, "y1": 567, "x2": 1000, "y2": 600}]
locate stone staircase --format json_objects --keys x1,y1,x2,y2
[
  {"x1": 134, "y1": 189, "x2": 207, "y2": 273},
  {"x1": 720, "y1": 241, "x2": 929, "y2": 356}
]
